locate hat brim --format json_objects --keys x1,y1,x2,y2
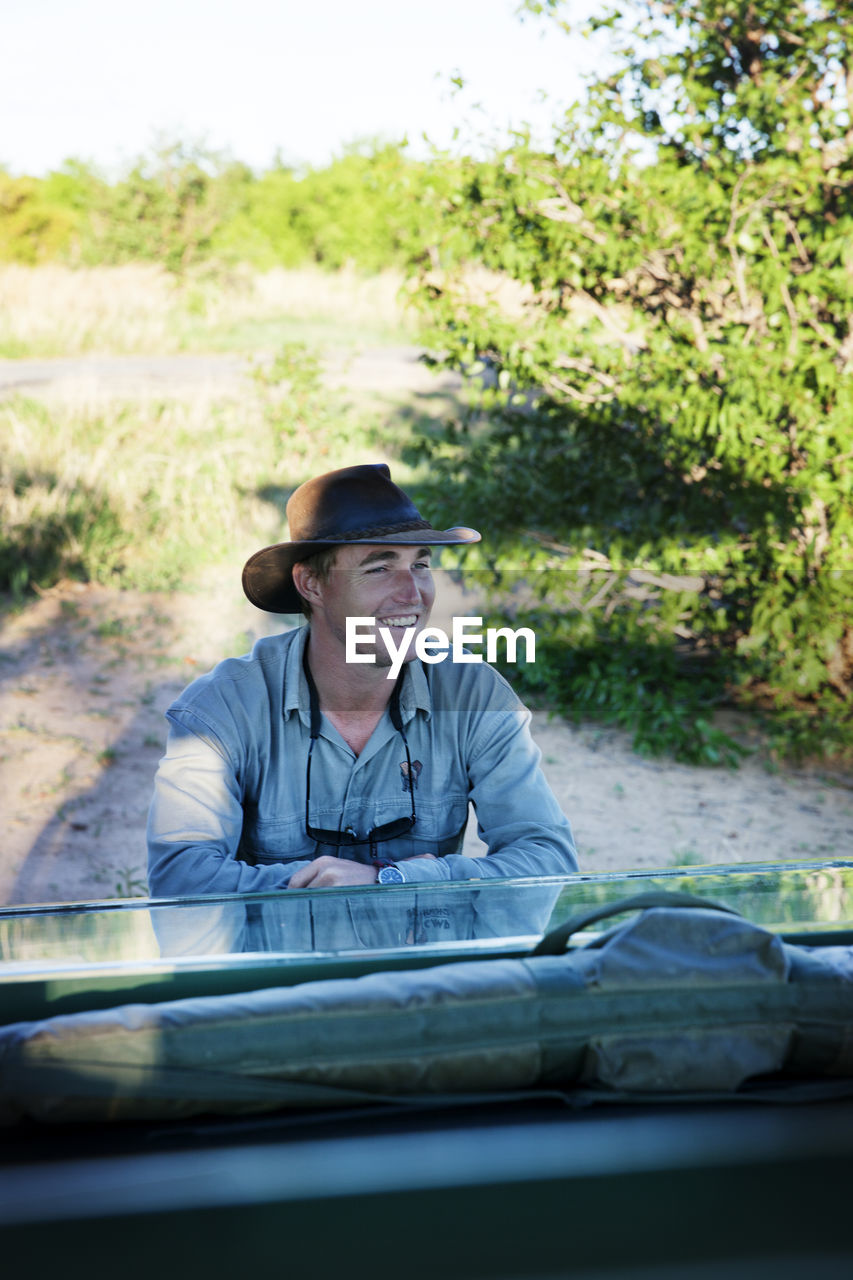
[{"x1": 242, "y1": 526, "x2": 481, "y2": 614}]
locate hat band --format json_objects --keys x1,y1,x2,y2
[{"x1": 313, "y1": 517, "x2": 433, "y2": 541}]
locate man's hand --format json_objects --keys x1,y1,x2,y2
[{"x1": 288, "y1": 857, "x2": 379, "y2": 890}]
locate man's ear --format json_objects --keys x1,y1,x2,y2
[{"x1": 292, "y1": 561, "x2": 325, "y2": 610}]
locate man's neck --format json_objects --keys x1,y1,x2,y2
[{"x1": 304, "y1": 629, "x2": 395, "y2": 721}]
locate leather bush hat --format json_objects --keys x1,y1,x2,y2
[{"x1": 242, "y1": 463, "x2": 481, "y2": 613}]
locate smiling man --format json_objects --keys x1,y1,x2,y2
[{"x1": 146, "y1": 463, "x2": 577, "y2": 918}]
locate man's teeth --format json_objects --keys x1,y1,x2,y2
[{"x1": 378, "y1": 616, "x2": 418, "y2": 627}]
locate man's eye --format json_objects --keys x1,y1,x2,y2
[{"x1": 414, "y1": 561, "x2": 432, "y2": 571}]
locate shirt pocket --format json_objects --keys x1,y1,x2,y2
[
  {"x1": 240, "y1": 812, "x2": 314, "y2": 865},
  {"x1": 389, "y1": 794, "x2": 469, "y2": 861}
]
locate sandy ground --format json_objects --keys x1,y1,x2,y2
[{"x1": 2, "y1": 349, "x2": 851, "y2": 906}]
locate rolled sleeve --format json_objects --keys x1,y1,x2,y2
[
  {"x1": 147, "y1": 709, "x2": 301, "y2": 897},
  {"x1": 397, "y1": 696, "x2": 578, "y2": 883}
]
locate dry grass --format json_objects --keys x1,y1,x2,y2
[
  {"x1": 0, "y1": 263, "x2": 418, "y2": 357},
  {"x1": 1, "y1": 342, "x2": 393, "y2": 594},
  {"x1": 1, "y1": 394, "x2": 273, "y2": 590},
  {"x1": 0, "y1": 264, "x2": 176, "y2": 356},
  {"x1": 248, "y1": 266, "x2": 414, "y2": 331}
]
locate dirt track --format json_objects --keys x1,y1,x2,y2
[{"x1": 0, "y1": 347, "x2": 462, "y2": 403}]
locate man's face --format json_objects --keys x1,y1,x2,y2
[{"x1": 315, "y1": 543, "x2": 436, "y2": 669}]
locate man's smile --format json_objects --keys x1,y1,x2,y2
[{"x1": 376, "y1": 614, "x2": 419, "y2": 628}]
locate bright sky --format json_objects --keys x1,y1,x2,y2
[{"x1": 3, "y1": 0, "x2": 605, "y2": 177}]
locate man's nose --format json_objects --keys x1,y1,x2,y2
[{"x1": 392, "y1": 569, "x2": 423, "y2": 603}]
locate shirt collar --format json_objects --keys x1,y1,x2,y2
[
  {"x1": 399, "y1": 656, "x2": 432, "y2": 723},
  {"x1": 283, "y1": 623, "x2": 312, "y2": 726},
  {"x1": 283, "y1": 623, "x2": 432, "y2": 725}
]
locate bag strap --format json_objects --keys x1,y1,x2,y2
[{"x1": 530, "y1": 890, "x2": 741, "y2": 957}]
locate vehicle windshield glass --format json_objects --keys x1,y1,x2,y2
[{"x1": 2, "y1": 858, "x2": 853, "y2": 975}]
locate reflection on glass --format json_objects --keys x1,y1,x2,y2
[
  {"x1": 0, "y1": 881, "x2": 563, "y2": 967},
  {"x1": 1, "y1": 861, "x2": 852, "y2": 974},
  {"x1": 552, "y1": 862, "x2": 853, "y2": 935},
  {"x1": 147, "y1": 880, "x2": 564, "y2": 959}
]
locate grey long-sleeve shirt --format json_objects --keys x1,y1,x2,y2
[{"x1": 146, "y1": 624, "x2": 578, "y2": 902}]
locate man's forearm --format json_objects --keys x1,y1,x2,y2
[
  {"x1": 147, "y1": 836, "x2": 298, "y2": 898},
  {"x1": 389, "y1": 839, "x2": 578, "y2": 883}
]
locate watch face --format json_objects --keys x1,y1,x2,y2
[{"x1": 378, "y1": 865, "x2": 404, "y2": 885}]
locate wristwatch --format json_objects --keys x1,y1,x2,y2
[{"x1": 377, "y1": 864, "x2": 405, "y2": 885}]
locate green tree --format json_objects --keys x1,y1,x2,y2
[
  {"x1": 0, "y1": 141, "x2": 446, "y2": 276},
  {"x1": 81, "y1": 141, "x2": 242, "y2": 274},
  {"x1": 407, "y1": 0, "x2": 852, "y2": 761},
  {"x1": 0, "y1": 170, "x2": 78, "y2": 262},
  {"x1": 214, "y1": 142, "x2": 440, "y2": 272}
]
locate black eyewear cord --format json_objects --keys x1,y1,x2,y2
[{"x1": 303, "y1": 649, "x2": 416, "y2": 856}]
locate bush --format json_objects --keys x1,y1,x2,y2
[
  {"x1": 0, "y1": 141, "x2": 444, "y2": 277},
  {"x1": 405, "y1": 1, "x2": 853, "y2": 763}
]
